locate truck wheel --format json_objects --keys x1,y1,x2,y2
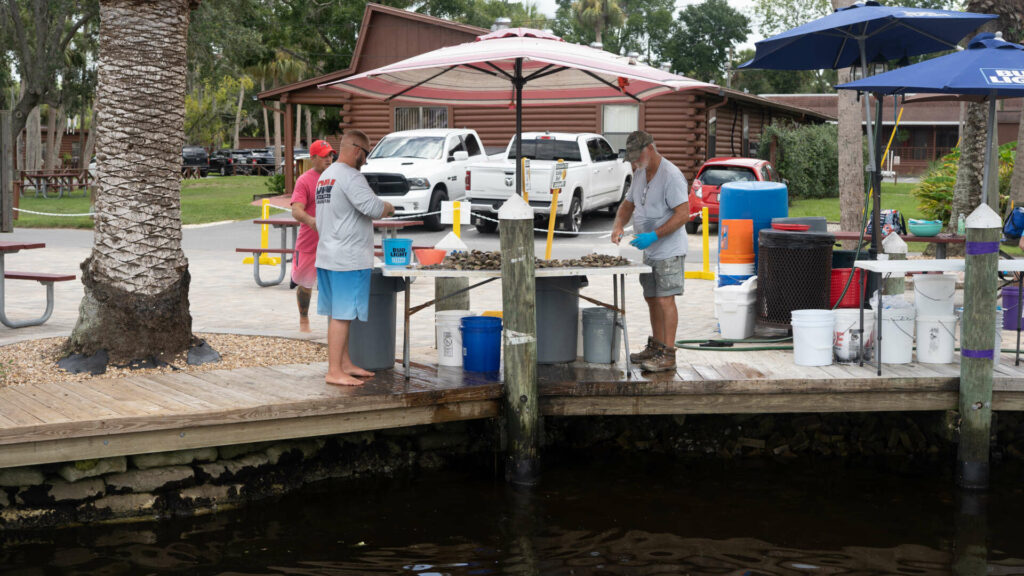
[
  {"x1": 219, "y1": 166, "x2": 227, "y2": 176},
  {"x1": 685, "y1": 220, "x2": 698, "y2": 234},
  {"x1": 560, "y1": 194, "x2": 582, "y2": 237},
  {"x1": 424, "y1": 188, "x2": 447, "y2": 231},
  {"x1": 474, "y1": 214, "x2": 498, "y2": 234}
]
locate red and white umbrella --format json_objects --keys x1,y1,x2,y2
[{"x1": 321, "y1": 27, "x2": 715, "y2": 189}]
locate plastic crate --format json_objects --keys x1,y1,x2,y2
[{"x1": 830, "y1": 267, "x2": 863, "y2": 309}]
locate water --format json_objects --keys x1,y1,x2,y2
[{"x1": 3, "y1": 453, "x2": 1024, "y2": 575}]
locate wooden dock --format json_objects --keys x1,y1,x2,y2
[{"x1": 1, "y1": 351, "x2": 1023, "y2": 469}]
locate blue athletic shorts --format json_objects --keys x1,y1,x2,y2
[{"x1": 316, "y1": 268, "x2": 371, "y2": 321}]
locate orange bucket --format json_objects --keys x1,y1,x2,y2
[{"x1": 719, "y1": 219, "x2": 754, "y2": 264}]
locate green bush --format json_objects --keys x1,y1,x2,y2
[
  {"x1": 912, "y1": 142, "x2": 1016, "y2": 224},
  {"x1": 757, "y1": 122, "x2": 839, "y2": 199},
  {"x1": 265, "y1": 173, "x2": 285, "y2": 195}
]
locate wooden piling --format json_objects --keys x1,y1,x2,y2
[
  {"x1": 498, "y1": 194, "x2": 539, "y2": 486},
  {"x1": 1, "y1": 110, "x2": 12, "y2": 233},
  {"x1": 957, "y1": 204, "x2": 1000, "y2": 490},
  {"x1": 434, "y1": 278, "x2": 470, "y2": 312}
]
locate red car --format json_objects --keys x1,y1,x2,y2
[{"x1": 686, "y1": 157, "x2": 782, "y2": 233}]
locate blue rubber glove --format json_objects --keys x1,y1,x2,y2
[{"x1": 630, "y1": 231, "x2": 658, "y2": 250}]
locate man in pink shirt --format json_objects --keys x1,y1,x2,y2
[{"x1": 290, "y1": 139, "x2": 336, "y2": 331}]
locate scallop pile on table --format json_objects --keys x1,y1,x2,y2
[{"x1": 420, "y1": 250, "x2": 631, "y2": 270}]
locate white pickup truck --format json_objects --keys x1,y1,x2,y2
[
  {"x1": 465, "y1": 132, "x2": 633, "y2": 234},
  {"x1": 361, "y1": 128, "x2": 487, "y2": 230}
]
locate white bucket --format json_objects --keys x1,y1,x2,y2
[
  {"x1": 915, "y1": 315, "x2": 957, "y2": 364},
  {"x1": 791, "y1": 309, "x2": 835, "y2": 366},
  {"x1": 714, "y1": 277, "x2": 757, "y2": 339},
  {"x1": 995, "y1": 307, "x2": 1004, "y2": 367},
  {"x1": 913, "y1": 274, "x2": 956, "y2": 316},
  {"x1": 833, "y1": 308, "x2": 875, "y2": 363},
  {"x1": 436, "y1": 310, "x2": 473, "y2": 367},
  {"x1": 880, "y1": 307, "x2": 915, "y2": 364},
  {"x1": 719, "y1": 262, "x2": 756, "y2": 276}
]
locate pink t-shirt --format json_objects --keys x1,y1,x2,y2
[{"x1": 290, "y1": 168, "x2": 320, "y2": 253}]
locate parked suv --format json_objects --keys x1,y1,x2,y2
[
  {"x1": 209, "y1": 149, "x2": 253, "y2": 176},
  {"x1": 182, "y1": 146, "x2": 209, "y2": 176},
  {"x1": 686, "y1": 157, "x2": 781, "y2": 233}
]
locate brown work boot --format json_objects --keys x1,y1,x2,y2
[
  {"x1": 641, "y1": 345, "x2": 677, "y2": 373},
  {"x1": 630, "y1": 337, "x2": 661, "y2": 364}
]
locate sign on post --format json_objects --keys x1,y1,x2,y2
[
  {"x1": 521, "y1": 157, "x2": 531, "y2": 200},
  {"x1": 551, "y1": 159, "x2": 568, "y2": 191},
  {"x1": 440, "y1": 200, "x2": 472, "y2": 225}
]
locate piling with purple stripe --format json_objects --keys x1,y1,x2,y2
[{"x1": 958, "y1": 205, "x2": 1001, "y2": 491}]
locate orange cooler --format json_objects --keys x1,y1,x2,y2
[{"x1": 719, "y1": 219, "x2": 754, "y2": 264}]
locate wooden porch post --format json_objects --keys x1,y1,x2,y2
[
  {"x1": 957, "y1": 203, "x2": 1000, "y2": 490},
  {"x1": 283, "y1": 98, "x2": 295, "y2": 196},
  {"x1": 1, "y1": 110, "x2": 11, "y2": 233},
  {"x1": 499, "y1": 194, "x2": 539, "y2": 486}
]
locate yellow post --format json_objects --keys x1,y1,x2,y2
[
  {"x1": 684, "y1": 207, "x2": 715, "y2": 280},
  {"x1": 521, "y1": 157, "x2": 529, "y2": 201},
  {"x1": 453, "y1": 200, "x2": 461, "y2": 238},
  {"x1": 244, "y1": 199, "x2": 280, "y2": 266},
  {"x1": 545, "y1": 188, "x2": 560, "y2": 260}
]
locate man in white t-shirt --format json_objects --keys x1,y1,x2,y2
[
  {"x1": 315, "y1": 129, "x2": 395, "y2": 386},
  {"x1": 611, "y1": 131, "x2": 689, "y2": 372}
]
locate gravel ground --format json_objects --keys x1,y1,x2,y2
[{"x1": 0, "y1": 333, "x2": 327, "y2": 387}]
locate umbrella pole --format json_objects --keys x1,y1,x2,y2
[
  {"x1": 984, "y1": 95, "x2": 997, "y2": 211},
  {"x1": 858, "y1": 40, "x2": 880, "y2": 254},
  {"x1": 515, "y1": 58, "x2": 524, "y2": 197},
  {"x1": 871, "y1": 92, "x2": 883, "y2": 258}
]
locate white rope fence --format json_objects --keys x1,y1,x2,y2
[{"x1": 13, "y1": 207, "x2": 96, "y2": 217}]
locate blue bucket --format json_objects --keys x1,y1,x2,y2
[
  {"x1": 383, "y1": 238, "x2": 413, "y2": 265},
  {"x1": 718, "y1": 274, "x2": 753, "y2": 287},
  {"x1": 461, "y1": 316, "x2": 502, "y2": 372}
]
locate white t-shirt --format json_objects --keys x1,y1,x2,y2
[
  {"x1": 314, "y1": 162, "x2": 387, "y2": 272},
  {"x1": 625, "y1": 158, "x2": 688, "y2": 260}
]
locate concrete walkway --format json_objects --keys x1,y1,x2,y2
[{"x1": 0, "y1": 220, "x2": 722, "y2": 362}]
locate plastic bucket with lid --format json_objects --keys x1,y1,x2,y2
[
  {"x1": 461, "y1": 316, "x2": 502, "y2": 372},
  {"x1": 880, "y1": 307, "x2": 915, "y2": 364},
  {"x1": 833, "y1": 308, "x2": 874, "y2": 363},
  {"x1": 714, "y1": 276, "x2": 757, "y2": 339},
  {"x1": 791, "y1": 309, "x2": 835, "y2": 366},
  {"x1": 436, "y1": 310, "x2": 472, "y2": 367},
  {"x1": 916, "y1": 314, "x2": 957, "y2": 364},
  {"x1": 913, "y1": 273, "x2": 956, "y2": 316}
]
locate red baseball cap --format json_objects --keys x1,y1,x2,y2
[{"x1": 309, "y1": 140, "x2": 336, "y2": 158}]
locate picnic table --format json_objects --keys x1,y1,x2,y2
[
  {"x1": 833, "y1": 231, "x2": 965, "y2": 259},
  {"x1": 238, "y1": 218, "x2": 425, "y2": 287},
  {"x1": 381, "y1": 263, "x2": 652, "y2": 379},
  {"x1": 18, "y1": 170, "x2": 93, "y2": 199},
  {"x1": 0, "y1": 241, "x2": 76, "y2": 328}
]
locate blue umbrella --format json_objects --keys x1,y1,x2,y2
[
  {"x1": 837, "y1": 33, "x2": 1024, "y2": 209},
  {"x1": 738, "y1": 1, "x2": 994, "y2": 250}
]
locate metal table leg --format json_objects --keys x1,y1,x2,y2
[
  {"x1": 619, "y1": 274, "x2": 632, "y2": 378},
  {"x1": 1016, "y1": 275, "x2": 1022, "y2": 366},
  {"x1": 858, "y1": 268, "x2": 865, "y2": 367},
  {"x1": 404, "y1": 281, "x2": 411, "y2": 380},
  {"x1": 876, "y1": 271, "x2": 883, "y2": 376}
]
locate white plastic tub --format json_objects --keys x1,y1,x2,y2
[
  {"x1": 880, "y1": 307, "x2": 915, "y2": 364},
  {"x1": 916, "y1": 314, "x2": 957, "y2": 364},
  {"x1": 833, "y1": 308, "x2": 874, "y2": 363},
  {"x1": 714, "y1": 276, "x2": 757, "y2": 339},
  {"x1": 792, "y1": 309, "x2": 835, "y2": 366},
  {"x1": 436, "y1": 310, "x2": 473, "y2": 367},
  {"x1": 913, "y1": 273, "x2": 956, "y2": 316}
]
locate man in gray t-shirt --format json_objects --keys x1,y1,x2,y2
[
  {"x1": 611, "y1": 131, "x2": 689, "y2": 373},
  {"x1": 314, "y1": 129, "x2": 394, "y2": 387}
]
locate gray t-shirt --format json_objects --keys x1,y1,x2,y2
[
  {"x1": 625, "y1": 158, "x2": 688, "y2": 260},
  {"x1": 314, "y1": 162, "x2": 387, "y2": 272}
]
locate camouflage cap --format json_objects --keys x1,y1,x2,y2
[{"x1": 625, "y1": 130, "x2": 654, "y2": 163}]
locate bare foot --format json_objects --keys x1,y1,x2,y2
[
  {"x1": 299, "y1": 316, "x2": 311, "y2": 333},
  {"x1": 343, "y1": 364, "x2": 375, "y2": 378},
  {"x1": 325, "y1": 372, "x2": 364, "y2": 386}
]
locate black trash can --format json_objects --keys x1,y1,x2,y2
[
  {"x1": 349, "y1": 268, "x2": 405, "y2": 371},
  {"x1": 756, "y1": 229, "x2": 834, "y2": 328}
]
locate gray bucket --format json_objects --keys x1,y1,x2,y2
[
  {"x1": 349, "y1": 268, "x2": 405, "y2": 370},
  {"x1": 582, "y1": 307, "x2": 620, "y2": 363},
  {"x1": 536, "y1": 277, "x2": 583, "y2": 364}
]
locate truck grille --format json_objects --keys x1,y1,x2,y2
[{"x1": 364, "y1": 173, "x2": 410, "y2": 196}]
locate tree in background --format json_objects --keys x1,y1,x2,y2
[
  {"x1": 0, "y1": 0, "x2": 98, "y2": 149},
  {"x1": 420, "y1": 0, "x2": 546, "y2": 30},
  {"x1": 572, "y1": 0, "x2": 624, "y2": 46},
  {"x1": 729, "y1": 49, "x2": 835, "y2": 94},
  {"x1": 601, "y1": 0, "x2": 674, "y2": 63},
  {"x1": 665, "y1": 0, "x2": 749, "y2": 83},
  {"x1": 67, "y1": 0, "x2": 200, "y2": 363},
  {"x1": 185, "y1": 75, "x2": 253, "y2": 148}
]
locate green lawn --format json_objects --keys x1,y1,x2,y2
[
  {"x1": 788, "y1": 182, "x2": 924, "y2": 222},
  {"x1": 14, "y1": 175, "x2": 267, "y2": 229}
]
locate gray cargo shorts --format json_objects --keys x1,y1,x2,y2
[{"x1": 639, "y1": 255, "x2": 685, "y2": 298}]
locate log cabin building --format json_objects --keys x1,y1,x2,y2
[{"x1": 259, "y1": 3, "x2": 833, "y2": 194}]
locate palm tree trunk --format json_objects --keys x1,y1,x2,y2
[
  {"x1": 233, "y1": 82, "x2": 244, "y2": 149},
  {"x1": 45, "y1": 106, "x2": 57, "y2": 169},
  {"x1": 67, "y1": 0, "x2": 194, "y2": 362},
  {"x1": 261, "y1": 79, "x2": 270, "y2": 147},
  {"x1": 832, "y1": 0, "x2": 862, "y2": 246},
  {"x1": 25, "y1": 106, "x2": 41, "y2": 171},
  {"x1": 293, "y1": 104, "x2": 302, "y2": 147},
  {"x1": 948, "y1": 102, "x2": 987, "y2": 234},
  {"x1": 273, "y1": 104, "x2": 281, "y2": 172},
  {"x1": 305, "y1": 107, "x2": 312, "y2": 147}
]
